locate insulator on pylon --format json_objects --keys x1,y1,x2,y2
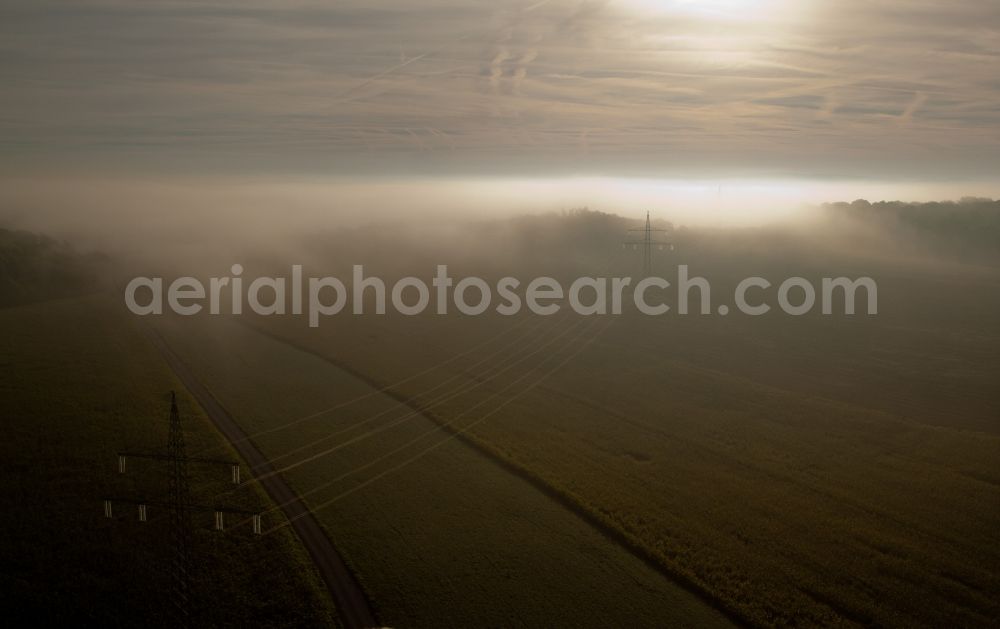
[
  {"x1": 231, "y1": 464, "x2": 241, "y2": 485},
  {"x1": 118, "y1": 455, "x2": 125, "y2": 474},
  {"x1": 104, "y1": 500, "x2": 113, "y2": 518},
  {"x1": 138, "y1": 504, "x2": 147, "y2": 522},
  {"x1": 252, "y1": 514, "x2": 262, "y2": 535},
  {"x1": 214, "y1": 511, "x2": 224, "y2": 531}
]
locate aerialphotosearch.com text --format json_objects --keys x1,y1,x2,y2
[{"x1": 124, "y1": 264, "x2": 878, "y2": 326}]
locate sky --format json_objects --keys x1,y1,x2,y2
[{"x1": 1, "y1": 0, "x2": 998, "y2": 221}]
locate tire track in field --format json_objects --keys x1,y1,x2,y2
[{"x1": 241, "y1": 318, "x2": 747, "y2": 628}]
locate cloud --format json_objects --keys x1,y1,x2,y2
[{"x1": 0, "y1": 0, "x2": 997, "y2": 179}]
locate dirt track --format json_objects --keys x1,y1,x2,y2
[{"x1": 146, "y1": 327, "x2": 378, "y2": 629}]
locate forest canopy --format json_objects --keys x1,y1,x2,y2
[{"x1": 0, "y1": 228, "x2": 103, "y2": 306}]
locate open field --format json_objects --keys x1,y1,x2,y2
[
  {"x1": 3, "y1": 210, "x2": 998, "y2": 627},
  {"x1": 234, "y1": 248, "x2": 1000, "y2": 627},
  {"x1": 0, "y1": 295, "x2": 337, "y2": 627},
  {"x1": 155, "y1": 312, "x2": 735, "y2": 628}
]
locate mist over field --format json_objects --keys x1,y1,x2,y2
[
  {"x1": 2, "y1": 0, "x2": 999, "y2": 627},
  {"x1": 9, "y1": 190, "x2": 998, "y2": 627},
  {"x1": 3, "y1": 179, "x2": 998, "y2": 283}
]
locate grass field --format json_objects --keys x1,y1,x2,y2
[
  {"x1": 0, "y1": 294, "x2": 337, "y2": 627},
  {"x1": 234, "y1": 249, "x2": 1000, "y2": 627},
  {"x1": 155, "y1": 312, "x2": 735, "y2": 628}
]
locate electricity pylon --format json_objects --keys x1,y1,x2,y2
[
  {"x1": 104, "y1": 391, "x2": 261, "y2": 627},
  {"x1": 624, "y1": 211, "x2": 673, "y2": 276},
  {"x1": 166, "y1": 388, "x2": 194, "y2": 620}
]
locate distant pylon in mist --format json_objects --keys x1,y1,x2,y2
[{"x1": 624, "y1": 211, "x2": 673, "y2": 276}]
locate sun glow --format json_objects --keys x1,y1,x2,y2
[{"x1": 622, "y1": 0, "x2": 786, "y2": 21}]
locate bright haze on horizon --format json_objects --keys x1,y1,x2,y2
[{"x1": 0, "y1": 0, "x2": 997, "y2": 227}]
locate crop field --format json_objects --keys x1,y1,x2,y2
[
  {"x1": 0, "y1": 295, "x2": 337, "y2": 627},
  {"x1": 3, "y1": 212, "x2": 998, "y2": 628},
  {"x1": 154, "y1": 312, "x2": 735, "y2": 628},
  {"x1": 233, "y1": 249, "x2": 1000, "y2": 627}
]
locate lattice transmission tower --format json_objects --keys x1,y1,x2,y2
[
  {"x1": 104, "y1": 391, "x2": 261, "y2": 627},
  {"x1": 623, "y1": 211, "x2": 673, "y2": 276}
]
